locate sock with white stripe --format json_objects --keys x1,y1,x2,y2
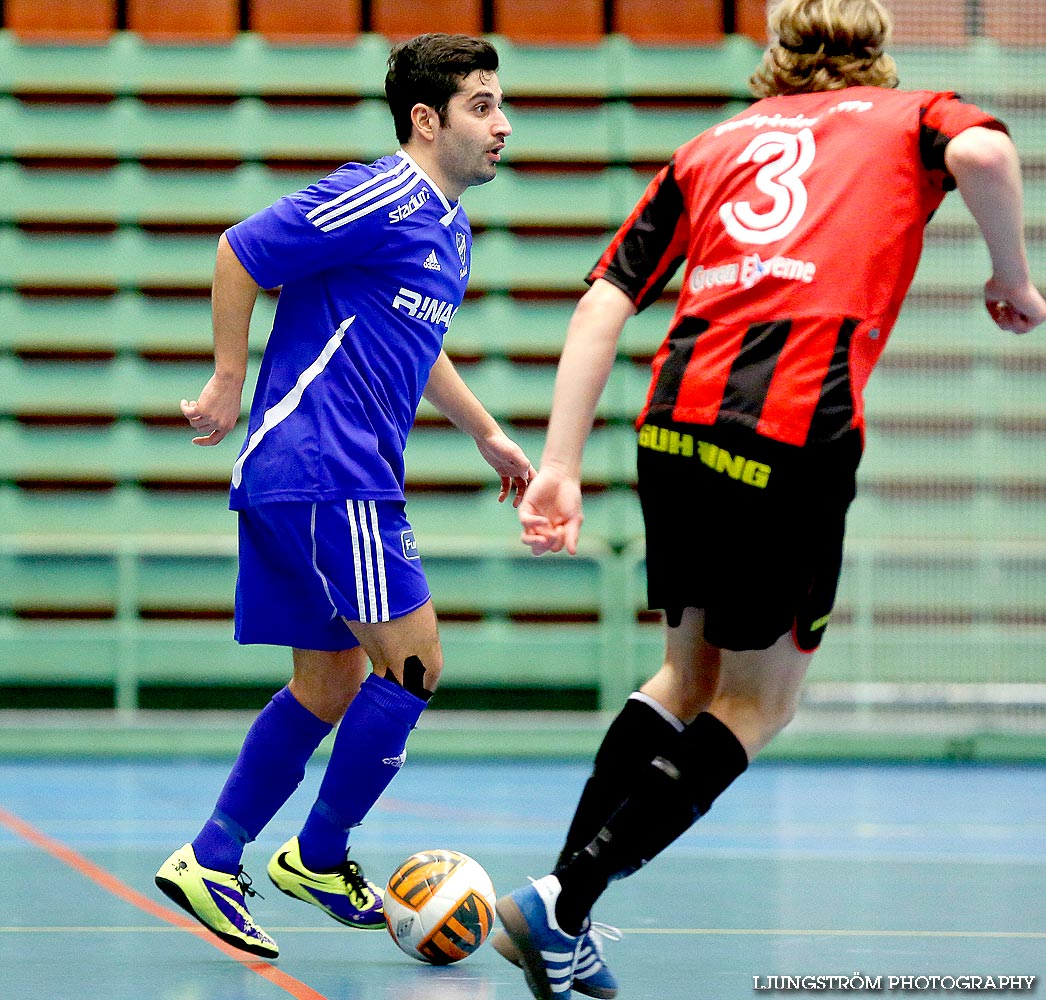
[
  {"x1": 554, "y1": 712, "x2": 748, "y2": 935},
  {"x1": 192, "y1": 686, "x2": 333, "y2": 875},
  {"x1": 298, "y1": 672, "x2": 428, "y2": 871},
  {"x1": 555, "y1": 693, "x2": 684, "y2": 870}
]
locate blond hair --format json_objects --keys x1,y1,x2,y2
[{"x1": 750, "y1": 0, "x2": 899, "y2": 98}]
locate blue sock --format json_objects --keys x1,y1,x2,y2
[
  {"x1": 192, "y1": 686, "x2": 332, "y2": 874},
  {"x1": 298, "y1": 673, "x2": 427, "y2": 872}
]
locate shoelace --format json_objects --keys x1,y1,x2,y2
[
  {"x1": 523, "y1": 876, "x2": 623, "y2": 949},
  {"x1": 337, "y1": 859, "x2": 375, "y2": 906},
  {"x1": 585, "y1": 920, "x2": 623, "y2": 955},
  {"x1": 236, "y1": 867, "x2": 264, "y2": 900},
  {"x1": 235, "y1": 868, "x2": 268, "y2": 936}
]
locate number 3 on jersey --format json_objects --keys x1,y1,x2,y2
[{"x1": 719, "y1": 127, "x2": 815, "y2": 246}]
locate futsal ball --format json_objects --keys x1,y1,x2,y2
[{"x1": 383, "y1": 849, "x2": 496, "y2": 965}]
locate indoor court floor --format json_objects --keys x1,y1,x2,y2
[{"x1": 1, "y1": 756, "x2": 1043, "y2": 1000}]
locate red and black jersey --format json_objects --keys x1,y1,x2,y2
[{"x1": 589, "y1": 87, "x2": 1005, "y2": 446}]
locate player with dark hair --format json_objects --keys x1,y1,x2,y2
[
  {"x1": 154, "y1": 33, "x2": 531, "y2": 959},
  {"x1": 494, "y1": 1, "x2": 1046, "y2": 996}
]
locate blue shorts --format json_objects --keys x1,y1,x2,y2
[{"x1": 235, "y1": 499, "x2": 431, "y2": 650}]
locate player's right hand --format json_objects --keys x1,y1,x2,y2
[
  {"x1": 180, "y1": 372, "x2": 244, "y2": 446},
  {"x1": 518, "y1": 467, "x2": 583, "y2": 556}
]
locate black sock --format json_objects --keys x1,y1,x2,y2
[
  {"x1": 554, "y1": 695, "x2": 684, "y2": 870},
  {"x1": 555, "y1": 712, "x2": 748, "y2": 934}
]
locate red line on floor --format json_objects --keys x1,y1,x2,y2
[{"x1": 0, "y1": 804, "x2": 329, "y2": 1000}]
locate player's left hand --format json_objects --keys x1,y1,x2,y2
[
  {"x1": 984, "y1": 276, "x2": 1046, "y2": 334},
  {"x1": 474, "y1": 431, "x2": 535, "y2": 508}
]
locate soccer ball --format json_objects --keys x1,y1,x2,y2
[{"x1": 383, "y1": 849, "x2": 496, "y2": 965}]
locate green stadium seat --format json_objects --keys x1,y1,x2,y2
[
  {"x1": 607, "y1": 102, "x2": 751, "y2": 164},
  {"x1": 0, "y1": 529, "x2": 628, "y2": 695},
  {"x1": 446, "y1": 297, "x2": 574, "y2": 358},
  {"x1": 251, "y1": 100, "x2": 392, "y2": 162},
  {"x1": 489, "y1": 36, "x2": 616, "y2": 100},
  {"x1": 0, "y1": 419, "x2": 236, "y2": 484},
  {"x1": 862, "y1": 424, "x2": 1046, "y2": 481},
  {"x1": 893, "y1": 43, "x2": 1046, "y2": 101},
  {"x1": 889, "y1": 302, "x2": 1002, "y2": 352},
  {"x1": 404, "y1": 420, "x2": 638, "y2": 490},
  {"x1": 425, "y1": 546, "x2": 605, "y2": 615},
  {"x1": 413, "y1": 356, "x2": 646, "y2": 422},
  {"x1": 0, "y1": 353, "x2": 261, "y2": 418},
  {"x1": 609, "y1": 33, "x2": 762, "y2": 100},
  {"x1": 0, "y1": 160, "x2": 293, "y2": 227},
  {"x1": 0, "y1": 228, "x2": 215, "y2": 291},
  {"x1": 0, "y1": 482, "x2": 232, "y2": 537},
  {"x1": 863, "y1": 551, "x2": 996, "y2": 618},
  {"x1": 0, "y1": 30, "x2": 391, "y2": 100},
  {"x1": 499, "y1": 104, "x2": 614, "y2": 164},
  {"x1": 0, "y1": 97, "x2": 122, "y2": 160},
  {"x1": 469, "y1": 231, "x2": 619, "y2": 293},
  {"x1": 1, "y1": 26, "x2": 1044, "y2": 720},
  {"x1": 422, "y1": 538, "x2": 634, "y2": 699},
  {"x1": 463, "y1": 166, "x2": 626, "y2": 230},
  {"x1": 404, "y1": 424, "x2": 544, "y2": 487},
  {"x1": 405, "y1": 486, "x2": 646, "y2": 551},
  {"x1": 0, "y1": 96, "x2": 394, "y2": 164},
  {"x1": 2, "y1": 544, "x2": 120, "y2": 614},
  {"x1": 847, "y1": 482, "x2": 1046, "y2": 542},
  {"x1": 0, "y1": 227, "x2": 672, "y2": 298},
  {"x1": 136, "y1": 549, "x2": 238, "y2": 611},
  {"x1": 414, "y1": 295, "x2": 670, "y2": 362},
  {"x1": 0, "y1": 618, "x2": 122, "y2": 684},
  {"x1": 864, "y1": 359, "x2": 1046, "y2": 423},
  {"x1": 0, "y1": 289, "x2": 275, "y2": 356}
]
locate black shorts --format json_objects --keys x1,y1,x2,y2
[{"x1": 636, "y1": 419, "x2": 861, "y2": 652}]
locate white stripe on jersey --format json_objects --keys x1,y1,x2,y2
[
  {"x1": 313, "y1": 167, "x2": 426, "y2": 233},
  {"x1": 305, "y1": 155, "x2": 411, "y2": 222},
  {"x1": 231, "y1": 316, "x2": 354, "y2": 490}
]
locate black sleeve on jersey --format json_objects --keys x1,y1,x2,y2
[
  {"x1": 596, "y1": 160, "x2": 687, "y2": 313},
  {"x1": 918, "y1": 109, "x2": 957, "y2": 192}
]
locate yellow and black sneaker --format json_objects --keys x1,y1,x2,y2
[
  {"x1": 267, "y1": 836, "x2": 385, "y2": 929},
  {"x1": 155, "y1": 844, "x2": 278, "y2": 959}
]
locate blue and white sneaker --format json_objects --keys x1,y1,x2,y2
[
  {"x1": 493, "y1": 918, "x2": 621, "y2": 999},
  {"x1": 495, "y1": 874, "x2": 583, "y2": 999},
  {"x1": 571, "y1": 922, "x2": 622, "y2": 999}
]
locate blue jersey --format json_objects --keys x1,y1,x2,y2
[{"x1": 225, "y1": 150, "x2": 472, "y2": 509}]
